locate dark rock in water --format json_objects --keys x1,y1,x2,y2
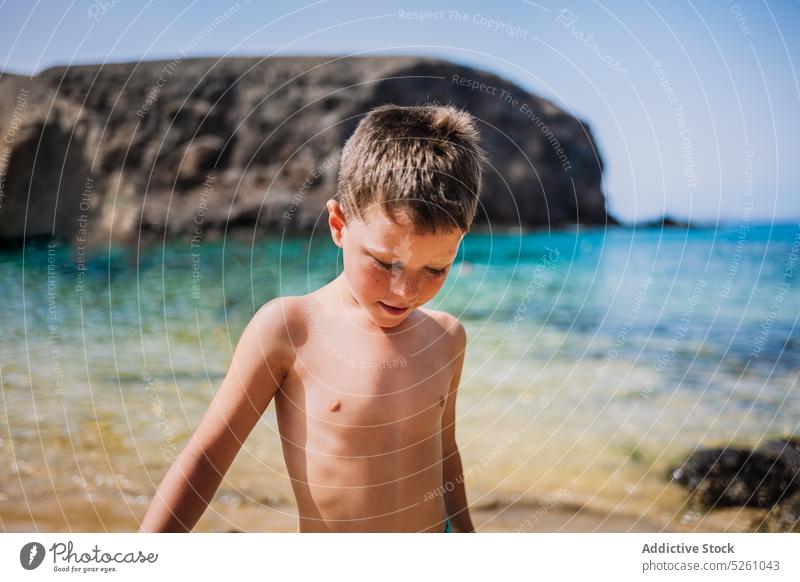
[
  {"x1": 759, "y1": 439, "x2": 800, "y2": 474},
  {"x1": 755, "y1": 491, "x2": 800, "y2": 533},
  {"x1": 669, "y1": 439, "x2": 800, "y2": 509},
  {"x1": 633, "y1": 215, "x2": 693, "y2": 229},
  {"x1": 0, "y1": 56, "x2": 614, "y2": 245}
]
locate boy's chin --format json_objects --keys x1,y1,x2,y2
[{"x1": 371, "y1": 302, "x2": 415, "y2": 328}]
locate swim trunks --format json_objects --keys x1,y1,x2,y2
[{"x1": 443, "y1": 517, "x2": 453, "y2": 533}]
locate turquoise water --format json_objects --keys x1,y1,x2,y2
[{"x1": 1, "y1": 223, "x2": 798, "y2": 529}]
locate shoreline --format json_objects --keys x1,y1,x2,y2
[{"x1": 3, "y1": 495, "x2": 754, "y2": 533}]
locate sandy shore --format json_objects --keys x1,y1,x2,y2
[{"x1": 1, "y1": 494, "x2": 699, "y2": 533}]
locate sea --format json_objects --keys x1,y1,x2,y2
[{"x1": 1, "y1": 222, "x2": 798, "y2": 531}]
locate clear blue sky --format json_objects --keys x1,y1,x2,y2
[{"x1": 2, "y1": 0, "x2": 798, "y2": 223}]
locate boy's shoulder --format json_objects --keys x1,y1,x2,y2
[
  {"x1": 256, "y1": 293, "x2": 306, "y2": 322},
  {"x1": 417, "y1": 308, "x2": 467, "y2": 351},
  {"x1": 256, "y1": 294, "x2": 466, "y2": 352},
  {"x1": 249, "y1": 295, "x2": 307, "y2": 349},
  {"x1": 418, "y1": 307, "x2": 462, "y2": 330}
]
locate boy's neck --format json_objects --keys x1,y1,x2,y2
[
  {"x1": 331, "y1": 273, "x2": 416, "y2": 334},
  {"x1": 333, "y1": 272, "x2": 361, "y2": 309}
]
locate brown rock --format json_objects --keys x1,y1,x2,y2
[{"x1": 0, "y1": 56, "x2": 614, "y2": 245}]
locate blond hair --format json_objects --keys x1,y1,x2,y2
[{"x1": 336, "y1": 104, "x2": 486, "y2": 233}]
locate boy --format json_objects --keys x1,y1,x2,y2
[{"x1": 139, "y1": 104, "x2": 486, "y2": 533}]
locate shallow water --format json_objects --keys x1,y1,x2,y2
[{"x1": 1, "y1": 223, "x2": 798, "y2": 531}]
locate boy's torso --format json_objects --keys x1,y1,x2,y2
[{"x1": 274, "y1": 288, "x2": 458, "y2": 532}]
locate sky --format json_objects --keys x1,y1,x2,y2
[{"x1": 1, "y1": 0, "x2": 799, "y2": 224}]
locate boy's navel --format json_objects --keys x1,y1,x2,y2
[
  {"x1": 328, "y1": 399, "x2": 342, "y2": 412},
  {"x1": 439, "y1": 396, "x2": 446, "y2": 407}
]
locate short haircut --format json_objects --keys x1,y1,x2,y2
[{"x1": 336, "y1": 104, "x2": 486, "y2": 234}]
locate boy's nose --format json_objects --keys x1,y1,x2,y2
[{"x1": 390, "y1": 274, "x2": 418, "y2": 301}]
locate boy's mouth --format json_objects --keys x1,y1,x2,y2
[{"x1": 378, "y1": 301, "x2": 410, "y2": 316}]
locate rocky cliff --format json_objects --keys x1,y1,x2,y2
[{"x1": 0, "y1": 56, "x2": 613, "y2": 245}]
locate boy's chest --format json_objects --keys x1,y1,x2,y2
[{"x1": 289, "y1": 322, "x2": 454, "y2": 427}]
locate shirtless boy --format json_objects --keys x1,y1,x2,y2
[{"x1": 139, "y1": 104, "x2": 486, "y2": 533}]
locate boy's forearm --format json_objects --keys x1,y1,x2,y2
[
  {"x1": 442, "y1": 446, "x2": 475, "y2": 532},
  {"x1": 138, "y1": 451, "x2": 225, "y2": 532}
]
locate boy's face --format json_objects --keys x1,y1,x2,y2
[{"x1": 327, "y1": 199, "x2": 464, "y2": 329}]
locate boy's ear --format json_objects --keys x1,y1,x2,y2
[{"x1": 326, "y1": 199, "x2": 346, "y2": 248}]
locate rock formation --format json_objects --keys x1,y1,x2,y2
[
  {"x1": 669, "y1": 438, "x2": 800, "y2": 531},
  {"x1": 0, "y1": 56, "x2": 613, "y2": 245}
]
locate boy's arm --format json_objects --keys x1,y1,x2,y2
[
  {"x1": 138, "y1": 298, "x2": 295, "y2": 532},
  {"x1": 441, "y1": 319, "x2": 475, "y2": 533}
]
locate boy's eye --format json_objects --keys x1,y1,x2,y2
[
  {"x1": 372, "y1": 257, "x2": 447, "y2": 277},
  {"x1": 373, "y1": 258, "x2": 399, "y2": 271}
]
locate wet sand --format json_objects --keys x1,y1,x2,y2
[{"x1": 1, "y1": 494, "x2": 696, "y2": 533}]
